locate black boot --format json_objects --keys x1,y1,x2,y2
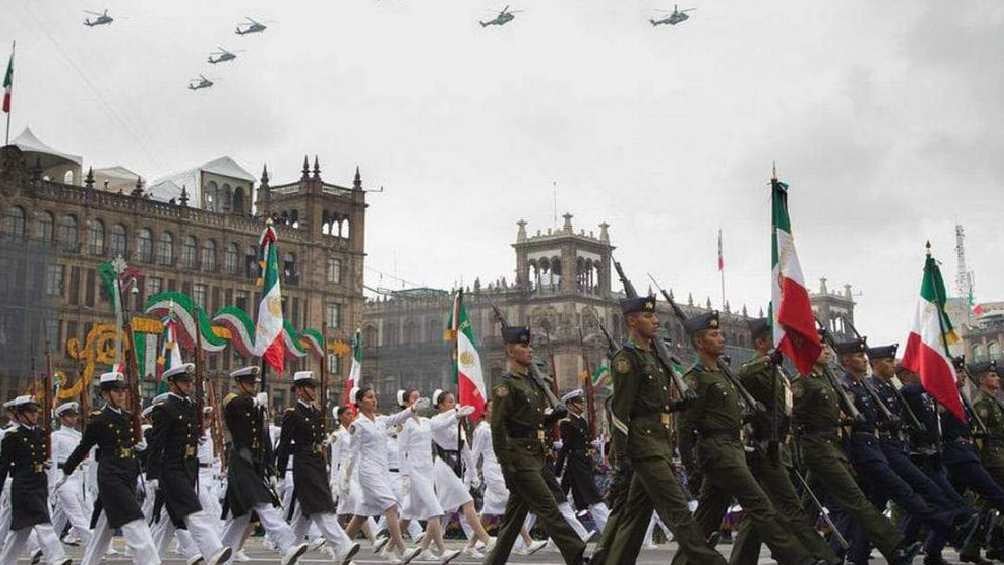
[
  {"x1": 892, "y1": 540, "x2": 923, "y2": 565},
  {"x1": 959, "y1": 552, "x2": 994, "y2": 564}
]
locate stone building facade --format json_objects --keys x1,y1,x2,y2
[{"x1": 0, "y1": 133, "x2": 367, "y2": 411}]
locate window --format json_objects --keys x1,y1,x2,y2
[
  {"x1": 45, "y1": 265, "x2": 64, "y2": 297},
  {"x1": 34, "y1": 211, "x2": 53, "y2": 242},
  {"x1": 44, "y1": 319, "x2": 60, "y2": 354},
  {"x1": 86, "y1": 218, "x2": 105, "y2": 255},
  {"x1": 57, "y1": 215, "x2": 79, "y2": 251},
  {"x1": 181, "y1": 235, "x2": 198, "y2": 269},
  {"x1": 193, "y1": 284, "x2": 208, "y2": 310},
  {"x1": 244, "y1": 246, "x2": 257, "y2": 279},
  {"x1": 137, "y1": 228, "x2": 153, "y2": 263},
  {"x1": 233, "y1": 187, "x2": 245, "y2": 214},
  {"x1": 327, "y1": 257, "x2": 341, "y2": 284},
  {"x1": 291, "y1": 297, "x2": 300, "y2": 327},
  {"x1": 205, "y1": 181, "x2": 218, "y2": 211},
  {"x1": 2, "y1": 207, "x2": 25, "y2": 238},
  {"x1": 283, "y1": 252, "x2": 297, "y2": 285},
  {"x1": 221, "y1": 184, "x2": 232, "y2": 212},
  {"x1": 109, "y1": 224, "x2": 127, "y2": 258},
  {"x1": 224, "y1": 243, "x2": 238, "y2": 274},
  {"x1": 327, "y1": 353, "x2": 341, "y2": 374},
  {"x1": 68, "y1": 267, "x2": 81, "y2": 306},
  {"x1": 85, "y1": 268, "x2": 96, "y2": 307},
  {"x1": 147, "y1": 277, "x2": 162, "y2": 297},
  {"x1": 201, "y1": 240, "x2": 217, "y2": 272},
  {"x1": 235, "y1": 290, "x2": 249, "y2": 312},
  {"x1": 157, "y1": 232, "x2": 174, "y2": 265},
  {"x1": 326, "y1": 303, "x2": 341, "y2": 329}
]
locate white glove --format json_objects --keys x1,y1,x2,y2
[
  {"x1": 268, "y1": 476, "x2": 278, "y2": 491},
  {"x1": 255, "y1": 392, "x2": 269, "y2": 408},
  {"x1": 413, "y1": 397, "x2": 431, "y2": 411},
  {"x1": 470, "y1": 475, "x2": 481, "y2": 489},
  {"x1": 147, "y1": 479, "x2": 159, "y2": 490},
  {"x1": 276, "y1": 476, "x2": 286, "y2": 491},
  {"x1": 457, "y1": 405, "x2": 476, "y2": 418},
  {"x1": 134, "y1": 439, "x2": 148, "y2": 451}
]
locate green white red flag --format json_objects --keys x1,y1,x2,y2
[
  {"x1": 901, "y1": 249, "x2": 966, "y2": 423},
  {"x1": 450, "y1": 290, "x2": 486, "y2": 421},
  {"x1": 770, "y1": 174, "x2": 822, "y2": 375},
  {"x1": 255, "y1": 223, "x2": 284, "y2": 372},
  {"x1": 2, "y1": 48, "x2": 12, "y2": 114},
  {"x1": 343, "y1": 328, "x2": 362, "y2": 406}
]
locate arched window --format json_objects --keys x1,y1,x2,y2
[
  {"x1": 181, "y1": 235, "x2": 198, "y2": 269},
  {"x1": 57, "y1": 214, "x2": 79, "y2": 250},
  {"x1": 327, "y1": 257, "x2": 341, "y2": 284},
  {"x1": 157, "y1": 232, "x2": 174, "y2": 265},
  {"x1": 86, "y1": 218, "x2": 105, "y2": 255},
  {"x1": 224, "y1": 243, "x2": 239, "y2": 274},
  {"x1": 204, "y1": 181, "x2": 218, "y2": 211},
  {"x1": 34, "y1": 211, "x2": 53, "y2": 242},
  {"x1": 244, "y1": 246, "x2": 257, "y2": 279},
  {"x1": 201, "y1": 239, "x2": 217, "y2": 272},
  {"x1": 137, "y1": 228, "x2": 153, "y2": 263},
  {"x1": 109, "y1": 224, "x2": 127, "y2": 258},
  {"x1": 1, "y1": 206, "x2": 25, "y2": 238},
  {"x1": 232, "y1": 187, "x2": 245, "y2": 214},
  {"x1": 63, "y1": 170, "x2": 74, "y2": 184},
  {"x1": 363, "y1": 325, "x2": 378, "y2": 349},
  {"x1": 428, "y1": 318, "x2": 441, "y2": 343},
  {"x1": 221, "y1": 184, "x2": 233, "y2": 213},
  {"x1": 283, "y1": 252, "x2": 297, "y2": 284},
  {"x1": 384, "y1": 321, "x2": 398, "y2": 347}
]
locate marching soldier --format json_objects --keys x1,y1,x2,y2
[
  {"x1": 0, "y1": 395, "x2": 70, "y2": 565},
  {"x1": 967, "y1": 360, "x2": 1004, "y2": 562},
  {"x1": 276, "y1": 371, "x2": 360, "y2": 565},
  {"x1": 483, "y1": 325, "x2": 587, "y2": 565},
  {"x1": 674, "y1": 311, "x2": 820, "y2": 565},
  {"x1": 555, "y1": 388, "x2": 609, "y2": 533},
  {"x1": 219, "y1": 366, "x2": 307, "y2": 565},
  {"x1": 730, "y1": 319, "x2": 840, "y2": 565},
  {"x1": 793, "y1": 345, "x2": 918, "y2": 565},
  {"x1": 146, "y1": 363, "x2": 231, "y2": 565},
  {"x1": 50, "y1": 402, "x2": 91, "y2": 546},
  {"x1": 603, "y1": 297, "x2": 726, "y2": 565},
  {"x1": 59, "y1": 371, "x2": 161, "y2": 565}
]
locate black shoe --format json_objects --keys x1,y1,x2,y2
[
  {"x1": 987, "y1": 548, "x2": 1004, "y2": 561},
  {"x1": 955, "y1": 512, "x2": 984, "y2": 548},
  {"x1": 893, "y1": 540, "x2": 923, "y2": 565},
  {"x1": 959, "y1": 553, "x2": 994, "y2": 564},
  {"x1": 707, "y1": 531, "x2": 722, "y2": 547}
]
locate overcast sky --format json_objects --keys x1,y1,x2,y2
[{"x1": 4, "y1": 1, "x2": 1002, "y2": 345}]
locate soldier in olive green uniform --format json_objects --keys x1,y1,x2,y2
[
  {"x1": 484, "y1": 325, "x2": 587, "y2": 565},
  {"x1": 793, "y1": 345, "x2": 917, "y2": 565},
  {"x1": 730, "y1": 319, "x2": 839, "y2": 565},
  {"x1": 603, "y1": 297, "x2": 727, "y2": 565},
  {"x1": 971, "y1": 360, "x2": 1004, "y2": 560},
  {"x1": 673, "y1": 311, "x2": 820, "y2": 565}
]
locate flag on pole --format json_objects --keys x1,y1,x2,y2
[
  {"x1": 2, "y1": 48, "x2": 12, "y2": 114},
  {"x1": 254, "y1": 222, "x2": 284, "y2": 372},
  {"x1": 450, "y1": 291, "x2": 487, "y2": 421},
  {"x1": 155, "y1": 317, "x2": 182, "y2": 394},
  {"x1": 901, "y1": 247, "x2": 966, "y2": 423},
  {"x1": 342, "y1": 328, "x2": 362, "y2": 406},
  {"x1": 770, "y1": 173, "x2": 822, "y2": 375},
  {"x1": 717, "y1": 228, "x2": 724, "y2": 271}
]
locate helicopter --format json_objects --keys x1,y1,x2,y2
[
  {"x1": 208, "y1": 47, "x2": 242, "y2": 64},
  {"x1": 188, "y1": 75, "x2": 214, "y2": 91},
  {"x1": 83, "y1": 9, "x2": 113, "y2": 27},
  {"x1": 650, "y1": 5, "x2": 696, "y2": 26},
  {"x1": 480, "y1": 5, "x2": 522, "y2": 27},
  {"x1": 235, "y1": 17, "x2": 268, "y2": 35}
]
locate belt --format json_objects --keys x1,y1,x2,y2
[
  {"x1": 700, "y1": 429, "x2": 742, "y2": 441},
  {"x1": 199, "y1": 463, "x2": 213, "y2": 469},
  {"x1": 56, "y1": 463, "x2": 66, "y2": 470},
  {"x1": 389, "y1": 468, "x2": 399, "y2": 473}
]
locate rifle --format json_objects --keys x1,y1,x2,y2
[
  {"x1": 956, "y1": 365, "x2": 990, "y2": 437},
  {"x1": 205, "y1": 373, "x2": 226, "y2": 471},
  {"x1": 611, "y1": 262, "x2": 694, "y2": 401},
  {"x1": 792, "y1": 467, "x2": 849, "y2": 550},
  {"x1": 122, "y1": 320, "x2": 144, "y2": 444},
  {"x1": 489, "y1": 304, "x2": 564, "y2": 411},
  {"x1": 195, "y1": 321, "x2": 205, "y2": 436},
  {"x1": 577, "y1": 328, "x2": 597, "y2": 439},
  {"x1": 813, "y1": 322, "x2": 865, "y2": 424},
  {"x1": 319, "y1": 321, "x2": 329, "y2": 434},
  {"x1": 598, "y1": 322, "x2": 621, "y2": 360},
  {"x1": 43, "y1": 334, "x2": 53, "y2": 460}
]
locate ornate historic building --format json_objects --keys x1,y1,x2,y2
[
  {"x1": 362, "y1": 213, "x2": 858, "y2": 421},
  {"x1": 0, "y1": 129, "x2": 367, "y2": 410}
]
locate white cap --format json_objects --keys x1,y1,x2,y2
[
  {"x1": 292, "y1": 371, "x2": 315, "y2": 384},
  {"x1": 230, "y1": 366, "x2": 261, "y2": 381},
  {"x1": 349, "y1": 386, "x2": 360, "y2": 404},
  {"x1": 396, "y1": 389, "x2": 407, "y2": 407},
  {"x1": 54, "y1": 402, "x2": 80, "y2": 417},
  {"x1": 432, "y1": 389, "x2": 445, "y2": 406},
  {"x1": 99, "y1": 372, "x2": 127, "y2": 387},
  {"x1": 561, "y1": 388, "x2": 584, "y2": 403},
  {"x1": 10, "y1": 395, "x2": 38, "y2": 409},
  {"x1": 163, "y1": 363, "x2": 195, "y2": 381}
]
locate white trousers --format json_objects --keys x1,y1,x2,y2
[
  {"x1": 643, "y1": 511, "x2": 672, "y2": 546},
  {"x1": 221, "y1": 503, "x2": 296, "y2": 554},
  {"x1": 81, "y1": 514, "x2": 160, "y2": 565},
  {"x1": 587, "y1": 501, "x2": 610, "y2": 533},
  {"x1": 0, "y1": 523, "x2": 65, "y2": 565},
  {"x1": 514, "y1": 502, "x2": 591, "y2": 551},
  {"x1": 197, "y1": 471, "x2": 224, "y2": 535},
  {"x1": 291, "y1": 510, "x2": 352, "y2": 554},
  {"x1": 53, "y1": 478, "x2": 92, "y2": 544},
  {"x1": 152, "y1": 516, "x2": 199, "y2": 558},
  {"x1": 153, "y1": 510, "x2": 224, "y2": 561}
]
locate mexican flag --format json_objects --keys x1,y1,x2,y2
[
  {"x1": 342, "y1": 328, "x2": 362, "y2": 406},
  {"x1": 450, "y1": 290, "x2": 486, "y2": 421},
  {"x1": 902, "y1": 250, "x2": 966, "y2": 423},
  {"x1": 254, "y1": 224, "x2": 284, "y2": 372},
  {"x1": 592, "y1": 359, "x2": 612, "y2": 391},
  {"x1": 2, "y1": 48, "x2": 12, "y2": 114},
  {"x1": 770, "y1": 174, "x2": 821, "y2": 375},
  {"x1": 134, "y1": 329, "x2": 158, "y2": 381}
]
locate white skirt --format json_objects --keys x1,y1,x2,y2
[
  {"x1": 337, "y1": 475, "x2": 362, "y2": 515},
  {"x1": 481, "y1": 466, "x2": 510, "y2": 516},
  {"x1": 433, "y1": 458, "x2": 473, "y2": 512},
  {"x1": 401, "y1": 465, "x2": 444, "y2": 521},
  {"x1": 354, "y1": 466, "x2": 398, "y2": 517}
]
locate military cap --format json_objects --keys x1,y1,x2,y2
[
  {"x1": 748, "y1": 318, "x2": 771, "y2": 340},
  {"x1": 99, "y1": 371, "x2": 128, "y2": 390},
  {"x1": 620, "y1": 295, "x2": 656, "y2": 315},
  {"x1": 952, "y1": 356, "x2": 967, "y2": 370},
  {"x1": 163, "y1": 362, "x2": 195, "y2": 382},
  {"x1": 292, "y1": 370, "x2": 317, "y2": 386},
  {"x1": 502, "y1": 326, "x2": 531, "y2": 345},
  {"x1": 10, "y1": 395, "x2": 39, "y2": 411},
  {"x1": 54, "y1": 402, "x2": 79, "y2": 417},
  {"x1": 230, "y1": 366, "x2": 261, "y2": 382},
  {"x1": 561, "y1": 388, "x2": 584, "y2": 403},
  {"x1": 683, "y1": 310, "x2": 719, "y2": 335},
  {"x1": 969, "y1": 360, "x2": 998, "y2": 377},
  {"x1": 832, "y1": 338, "x2": 867, "y2": 356},
  {"x1": 866, "y1": 344, "x2": 899, "y2": 360}
]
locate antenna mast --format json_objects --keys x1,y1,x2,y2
[{"x1": 954, "y1": 224, "x2": 974, "y2": 299}]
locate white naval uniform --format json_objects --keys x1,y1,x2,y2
[
  {"x1": 467, "y1": 420, "x2": 509, "y2": 515},
  {"x1": 399, "y1": 416, "x2": 447, "y2": 521},
  {"x1": 344, "y1": 409, "x2": 413, "y2": 516},
  {"x1": 50, "y1": 426, "x2": 92, "y2": 544},
  {"x1": 429, "y1": 410, "x2": 473, "y2": 512},
  {"x1": 196, "y1": 430, "x2": 223, "y2": 535}
]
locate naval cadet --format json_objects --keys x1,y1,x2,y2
[
  {"x1": 50, "y1": 401, "x2": 92, "y2": 547},
  {"x1": 554, "y1": 388, "x2": 609, "y2": 533}
]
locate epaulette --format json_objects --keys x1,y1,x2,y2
[
  {"x1": 621, "y1": 341, "x2": 638, "y2": 351},
  {"x1": 90, "y1": 410, "x2": 102, "y2": 417},
  {"x1": 284, "y1": 407, "x2": 295, "y2": 413},
  {"x1": 741, "y1": 355, "x2": 770, "y2": 370},
  {"x1": 222, "y1": 392, "x2": 237, "y2": 409}
]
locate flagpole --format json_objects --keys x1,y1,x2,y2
[
  {"x1": 4, "y1": 41, "x2": 12, "y2": 146},
  {"x1": 718, "y1": 228, "x2": 725, "y2": 309}
]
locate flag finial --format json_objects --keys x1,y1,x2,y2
[
  {"x1": 926, "y1": 240, "x2": 932, "y2": 256},
  {"x1": 771, "y1": 161, "x2": 777, "y2": 181}
]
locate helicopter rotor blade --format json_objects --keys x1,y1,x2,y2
[
  {"x1": 83, "y1": 10, "x2": 104, "y2": 16},
  {"x1": 682, "y1": 8, "x2": 696, "y2": 12}
]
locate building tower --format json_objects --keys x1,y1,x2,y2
[{"x1": 955, "y1": 224, "x2": 974, "y2": 300}]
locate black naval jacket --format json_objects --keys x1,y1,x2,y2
[
  {"x1": 0, "y1": 425, "x2": 52, "y2": 530},
  {"x1": 222, "y1": 392, "x2": 278, "y2": 518},
  {"x1": 276, "y1": 401, "x2": 337, "y2": 516},
  {"x1": 147, "y1": 393, "x2": 203, "y2": 524},
  {"x1": 64, "y1": 406, "x2": 144, "y2": 529},
  {"x1": 554, "y1": 413, "x2": 603, "y2": 508}
]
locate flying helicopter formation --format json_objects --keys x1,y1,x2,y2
[
  {"x1": 83, "y1": 9, "x2": 113, "y2": 27},
  {"x1": 207, "y1": 47, "x2": 242, "y2": 64},
  {"x1": 187, "y1": 17, "x2": 271, "y2": 91},
  {"x1": 650, "y1": 5, "x2": 696, "y2": 26},
  {"x1": 480, "y1": 5, "x2": 522, "y2": 28},
  {"x1": 187, "y1": 75, "x2": 214, "y2": 91},
  {"x1": 235, "y1": 17, "x2": 268, "y2": 36}
]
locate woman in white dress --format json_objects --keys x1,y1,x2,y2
[
  {"x1": 430, "y1": 390, "x2": 494, "y2": 557},
  {"x1": 398, "y1": 389, "x2": 463, "y2": 564},
  {"x1": 331, "y1": 406, "x2": 385, "y2": 551},
  {"x1": 342, "y1": 387, "x2": 423, "y2": 564}
]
